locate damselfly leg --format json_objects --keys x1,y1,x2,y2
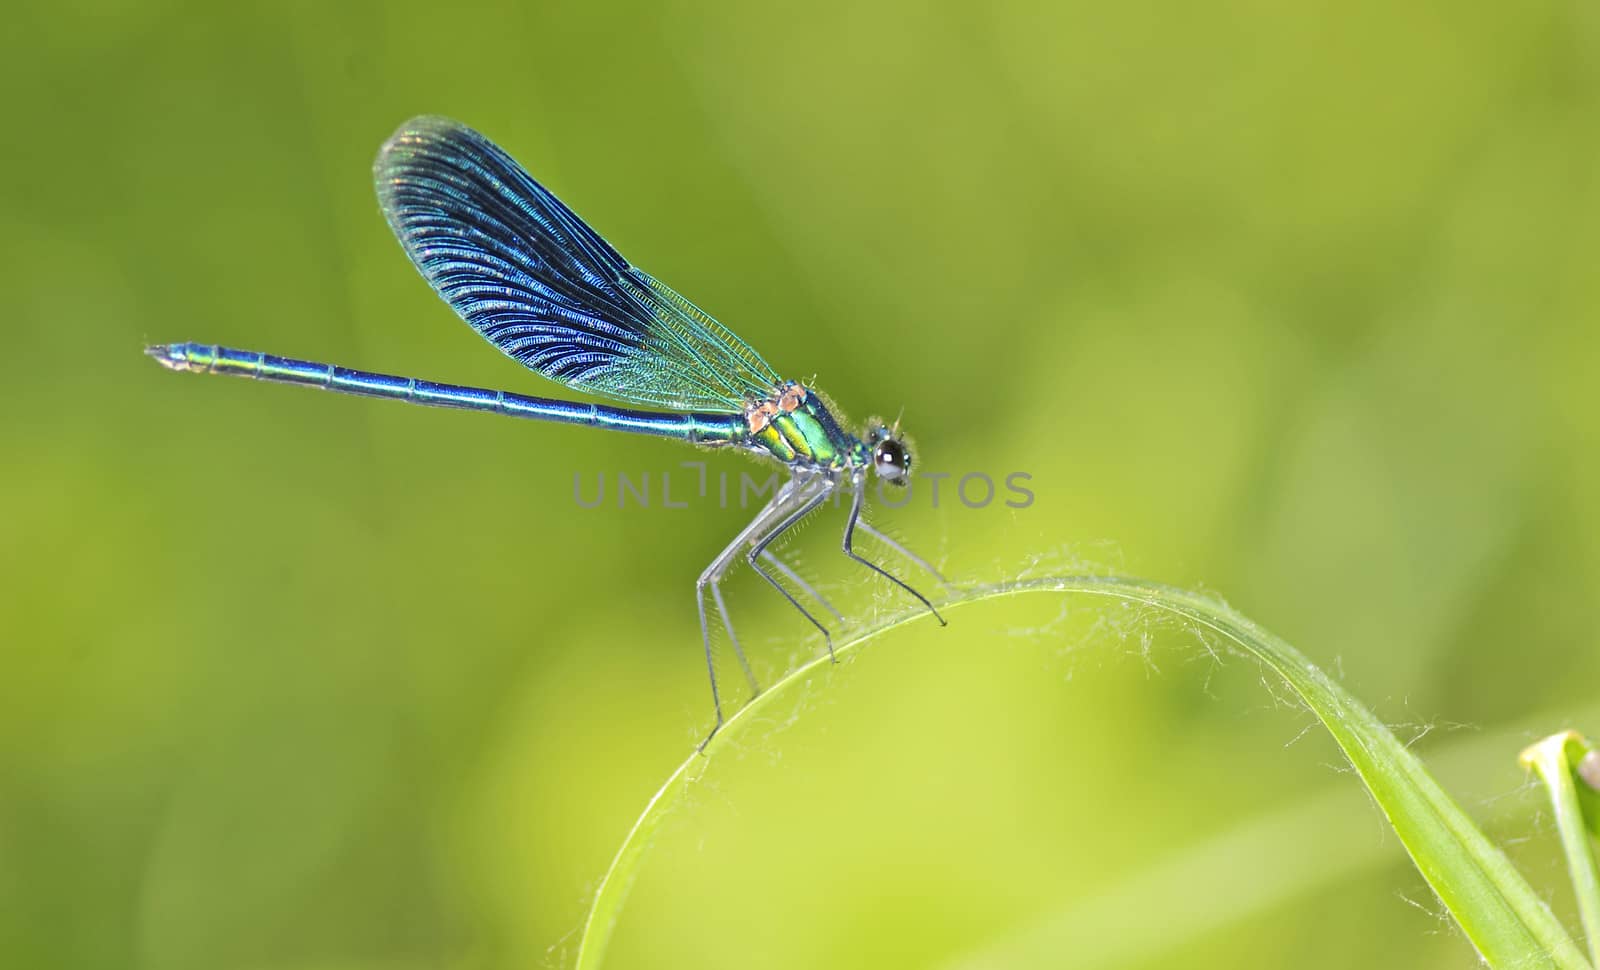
[
  {"x1": 747, "y1": 476, "x2": 842, "y2": 661},
  {"x1": 697, "y1": 473, "x2": 835, "y2": 736},
  {"x1": 842, "y1": 474, "x2": 948, "y2": 627},
  {"x1": 855, "y1": 520, "x2": 954, "y2": 591},
  {"x1": 758, "y1": 550, "x2": 846, "y2": 624},
  {"x1": 697, "y1": 471, "x2": 952, "y2": 747},
  {"x1": 697, "y1": 477, "x2": 813, "y2": 727}
]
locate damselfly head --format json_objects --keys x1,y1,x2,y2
[{"x1": 866, "y1": 423, "x2": 912, "y2": 486}]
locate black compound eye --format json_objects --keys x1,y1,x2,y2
[{"x1": 874, "y1": 438, "x2": 909, "y2": 481}]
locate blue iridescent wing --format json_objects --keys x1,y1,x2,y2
[{"x1": 374, "y1": 116, "x2": 781, "y2": 412}]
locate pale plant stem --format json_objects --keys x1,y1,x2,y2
[{"x1": 1521, "y1": 732, "x2": 1600, "y2": 967}]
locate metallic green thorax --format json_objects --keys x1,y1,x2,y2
[{"x1": 739, "y1": 382, "x2": 869, "y2": 472}]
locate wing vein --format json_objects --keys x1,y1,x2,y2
[{"x1": 374, "y1": 116, "x2": 782, "y2": 412}]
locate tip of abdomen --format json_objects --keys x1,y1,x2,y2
[{"x1": 145, "y1": 342, "x2": 201, "y2": 372}]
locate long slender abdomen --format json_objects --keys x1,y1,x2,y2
[{"x1": 145, "y1": 342, "x2": 744, "y2": 444}]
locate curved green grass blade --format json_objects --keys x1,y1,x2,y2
[
  {"x1": 941, "y1": 700, "x2": 1600, "y2": 970},
  {"x1": 574, "y1": 576, "x2": 1590, "y2": 970}
]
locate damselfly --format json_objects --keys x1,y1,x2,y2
[{"x1": 148, "y1": 116, "x2": 947, "y2": 737}]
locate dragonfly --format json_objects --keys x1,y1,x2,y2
[{"x1": 147, "y1": 116, "x2": 947, "y2": 738}]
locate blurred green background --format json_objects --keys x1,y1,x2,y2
[{"x1": 5, "y1": 0, "x2": 1599, "y2": 967}]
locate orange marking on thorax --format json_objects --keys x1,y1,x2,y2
[
  {"x1": 778, "y1": 384, "x2": 807, "y2": 413},
  {"x1": 745, "y1": 384, "x2": 808, "y2": 433},
  {"x1": 746, "y1": 401, "x2": 779, "y2": 433}
]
